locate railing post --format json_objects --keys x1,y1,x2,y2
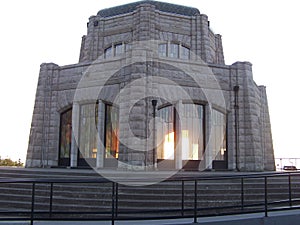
[
  {"x1": 194, "y1": 180, "x2": 198, "y2": 223},
  {"x1": 111, "y1": 182, "x2": 115, "y2": 225},
  {"x1": 289, "y1": 174, "x2": 292, "y2": 207},
  {"x1": 241, "y1": 177, "x2": 244, "y2": 210},
  {"x1": 49, "y1": 182, "x2": 53, "y2": 218},
  {"x1": 31, "y1": 182, "x2": 35, "y2": 225},
  {"x1": 264, "y1": 177, "x2": 268, "y2": 217},
  {"x1": 181, "y1": 180, "x2": 184, "y2": 216},
  {"x1": 115, "y1": 183, "x2": 119, "y2": 218}
]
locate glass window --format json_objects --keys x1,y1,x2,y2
[
  {"x1": 59, "y1": 109, "x2": 72, "y2": 159},
  {"x1": 158, "y1": 43, "x2": 167, "y2": 57},
  {"x1": 181, "y1": 104, "x2": 204, "y2": 160},
  {"x1": 104, "y1": 46, "x2": 112, "y2": 59},
  {"x1": 211, "y1": 109, "x2": 227, "y2": 160},
  {"x1": 105, "y1": 105, "x2": 119, "y2": 159},
  {"x1": 169, "y1": 43, "x2": 179, "y2": 58},
  {"x1": 157, "y1": 106, "x2": 174, "y2": 160},
  {"x1": 115, "y1": 43, "x2": 123, "y2": 56},
  {"x1": 79, "y1": 104, "x2": 98, "y2": 159},
  {"x1": 181, "y1": 46, "x2": 190, "y2": 60},
  {"x1": 125, "y1": 43, "x2": 132, "y2": 52}
]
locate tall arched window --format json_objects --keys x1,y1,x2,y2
[
  {"x1": 105, "y1": 104, "x2": 119, "y2": 159},
  {"x1": 59, "y1": 108, "x2": 72, "y2": 166},
  {"x1": 79, "y1": 104, "x2": 98, "y2": 161},
  {"x1": 181, "y1": 104, "x2": 204, "y2": 161},
  {"x1": 211, "y1": 109, "x2": 227, "y2": 161},
  {"x1": 157, "y1": 105, "x2": 175, "y2": 160}
]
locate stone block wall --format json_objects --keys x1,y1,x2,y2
[
  {"x1": 26, "y1": 1, "x2": 275, "y2": 171},
  {"x1": 79, "y1": 2, "x2": 225, "y2": 65}
]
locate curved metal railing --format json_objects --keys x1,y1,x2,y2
[{"x1": 0, "y1": 171, "x2": 300, "y2": 225}]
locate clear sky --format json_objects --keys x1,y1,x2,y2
[{"x1": 0, "y1": 0, "x2": 299, "y2": 162}]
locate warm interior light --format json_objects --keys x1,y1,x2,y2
[
  {"x1": 182, "y1": 130, "x2": 189, "y2": 159},
  {"x1": 92, "y1": 148, "x2": 97, "y2": 158},
  {"x1": 163, "y1": 132, "x2": 174, "y2": 159},
  {"x1": 221, "y1": 148, "x2": 226, "y2": 156},
  {"x1": 192, "y1": 144, "x2": 198, "y2": 160},
  {"x1": 182, "y1": 130, "x2": 199, "y2": 160}
]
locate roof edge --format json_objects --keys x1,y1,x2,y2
[{"x1": 97, "y1": 1, "x2": 200, "y2": 18}]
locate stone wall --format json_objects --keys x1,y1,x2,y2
[
  {"x1": 26, "y1": 1, "x2": 275, "y2": 171},
  {"x1": 79, "y1": 3, "x2": 225, "y2": 65}
]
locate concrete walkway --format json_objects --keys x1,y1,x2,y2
[{"x1": 1, "y1": 209, "x2": 300, "y2": 225}]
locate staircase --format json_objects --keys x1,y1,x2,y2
[{"x1": 0, "y1": 168, "x2": 299, "y2": 220}]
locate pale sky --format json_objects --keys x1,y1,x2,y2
[{"x1": 0, "y1": 0, "x2": 299, "y2": 162}]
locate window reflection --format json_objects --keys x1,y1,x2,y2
[
  {"x1": 60, "y1": 109, "x2": 72, "y2": 159},
  {"x1": 115, "y1": 43, "x2": 123, "y2": 56},
  {"x1": 157, "y1": 106, "x2": 174, "y2": 160},
  {"x1": 79, "y1": 104, "x2": 98, "y2": 159},
  {"x1": 104, "y1": 46, "x2": 112, "y2": 59},
  {"x1": 181, "y1": 104, "x2": 204, "y2": 160},
  {"x1": 181, "y1": 45, "x2": 190, "y2": 60},
  {"x1": 158, "y1": 43, "x2": 167, "y2": 57},
  {"x1": 158, "y1": 43, "x2": 190, "y2": 60},
  {"x1": 105, "y1": 105, "x2": 119, "y2": 159},
  {"x1": 169, "y1": 43, "x2": 179, "y2": 58},
  {"x1": 212, "y1": 109, "x2": 226, "y2": 160}
]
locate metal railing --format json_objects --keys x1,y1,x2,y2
[
  {"x1": 275, "y1": 158, "x2": 300, "y2": 171},
  {"x1": 0, "y1": 172, "x2": 300, "y2": 225}
]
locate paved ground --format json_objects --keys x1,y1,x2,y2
[{"x1": 1, "y1": 209, "x2": 300, "y2": 225}]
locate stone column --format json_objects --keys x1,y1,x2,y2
[
  {"x1": 199, "y1": 14, "x2": 212, "y2": 63},
  {"x1": 204, "y1": 104, "x2": 212, "y2": 170},
  {"x1": 70, "y1": 103, "x2": 80, "y2": 168},
  {"x1": 96, "y1": 101, "x2": 105, "y2": 168},
  {"x1": 26, "y1": 63, "x2": 59, "y2": 168},
  {"x1": 215, "y1": 34, "x2": 225, "y2": 65},
  {"x1": 175, "y1": 101, "x2": 183, "y2": 170},
  {"x1": 259, "y1": 86, "x2": 275, "y2": 171}
]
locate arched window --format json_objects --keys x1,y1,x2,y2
[
  {"x1": 158, "y1": 43, "x2": 167, "y2": 57},
  {"x1": 169, "y1": 43, "x2": 179, "y2": 58},
  {"x1": 211, "y1": 109, "x2": 227, "y2": 160},
  {"x1": 181, "y1": 104, "x2": 204, "y2": 160},
  {"x1": 181, "y1": 45, "x2": 190, "y2": 60},
  {"x1": 115, "y1": 43, "x2": 123, "y2": 56},
  {"x1": 59, "y1": 108, "x2": 72, "y2": 166},
  {"x1": 158, "y1": 43, "x2": 190, "y2": 60},
  {"x1": 105, "y1": 104, "x2": 119, "y2": 159},
  {"x1": 79, "y1": 104, "x2": 98, "y2": 160},
  {"x1": 157, "y1": 105, "x2": 175, "y2": 160},
  {"x1": 104, "y1": 46, "x2": 113, "y2": 59},
  {"x1": 104, "y1": 43, "x2": 128, "y2": 59}
]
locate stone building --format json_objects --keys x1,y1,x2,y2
[{"x1": 26, "y1": 1, "x2": 275, "y2": 171}]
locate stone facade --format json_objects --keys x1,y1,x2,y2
[{"x1": 26, "y1": 1, "x2": 275, "y2": 171}]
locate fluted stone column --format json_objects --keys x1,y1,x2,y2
[
  {"x1": 96, "y1": 101, "x2": 105, "y2": 168},
  {"x1": 70, "y1": 103, "x2": 80, "y2": 167}
]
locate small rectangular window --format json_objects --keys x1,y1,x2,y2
[
  {"x1": 104, "y1": 46, "x2": 112, "y2": 59},
  {"x1": 158, "y1": 43, "x2": 167, "y2": 57},
  {"x1": 115, "y1": 43, "x2": 123, "y2": 56},
  {"x1": 169, "y1": 43, "x2": 179, "y2": 58},
  {"x1": 181, "y1": 46, "x2": 190, "y2": 60},
  {"x1": 125, "y1": 43, "x2": 132, "y2": 52}
]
